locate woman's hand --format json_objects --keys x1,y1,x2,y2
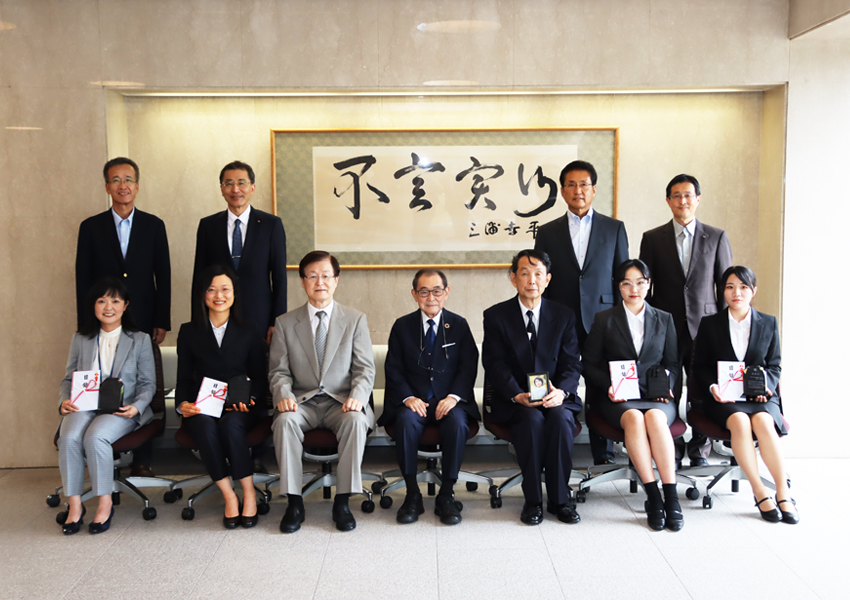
[
  {"x1": 59, "y1": 399, "x2": 79, "y2": 416},
  {"x1": 225, "y1": 400, "x2": 255, "y2": 413},
  {"x1": 114, "y1": 405, "x2": 139, "y2": 419},
  {"x1": 653, "y1": 389, "x2": 673, "y2": 403},
  {"x1": 608, "y1": 386, "x2": 626, "y2": 403},
  {"x1": 179, "y1": 401, "x2": 202, "y2": 417},
  {"x1": 710, "y1": 384, "x2": 735, "y2": 403},
  {"x1": 754, "y1": 389, "x2": 773, "y2": 403}
]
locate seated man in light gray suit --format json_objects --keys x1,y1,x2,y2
[{"x1": 270, "y1": 250, "x2": 375, "y2": 533}]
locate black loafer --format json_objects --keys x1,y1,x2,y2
[
  {"x1": 664, "y1": 503, "x2": 684, "y2": 532},
  {"x1": 88, "y1": 507, "x2": 114, "y2": 535},
  {"x1": 777, "y1": 498, "x2": 799, "y2": 524},
  {"x1": 755, "y1": 496, "x2": 782, "y2": 523},
  {"x1": 332, "y1": 504, "x2": 357, "y2": 532},
  {"x1": 396, "y1": 493, "x2": 425, "y2": 524},
  {"x1": 62, "y1": 506, "x2": 86, "y2": 535},
  {"x1": 434, "y1": 495, "x2": 462, "y2": 525},
  {"x1": 280, "y1": 504, "x2": 305, "y2": 533},
  {"x1": 690, "y1": 458, "x2": 710, "y2": 468},
  {"x1": 547, "y1": 501, "x2": 581, "y2": 524},
  {"x1": 520, "y1": 502, "x2": 543, "y2": 525}
]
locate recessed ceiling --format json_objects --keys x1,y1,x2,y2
[{"x1": 794, "y1": 12, "x2": 850, "y2": 40}]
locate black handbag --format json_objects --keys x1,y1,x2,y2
[
  {"x1": 225, "y1": 375, "x2": 252, "y2": 409},
  {"x1": 644, "y1": 365, "x2": 671, "y2": 400},
  {"x1": 743, "y1": 366, "x2": 767, "y2": 397},
  {"x1": 98, "y1": 377, "x2": 124, "y2": 414}
]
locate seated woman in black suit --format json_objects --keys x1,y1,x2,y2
[
  {"x1": 692, "y1": 266, "x2": 798, "y2": 524},
  {"x1": 582, "y1": 259, "x2": 682, "y2": 531},
  {"x1": 177, "y1": 265, "x2": 268, "y2": 529}
]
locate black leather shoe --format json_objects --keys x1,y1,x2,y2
[
  {"x1": 520, "y1": 502, "x2": 543, "y2": 525},
  {"x1": 62, "y1": 506, "x2": 86, "y2": 535},
  {"x1": 130, "y1": 465, "x2": 155, "y2": 478},
  {"x1": 434, "y1": 495, "x2": 462, "y2": 525},
  {"x1": 241, "y1": 507, "x2": 259, "y2": 529},
  {"x1": 646, "y1": 505, "x2": 665, "y2": 531},
  {"x1": 280, "y1": 504, "x2": 305, "y2": 533},
  {"x1": 396, "y1": 493, "x2": 425, "y2": 524},
  {"x1": 755, "y1": 496, "x2": 782, "y2": 523},
  {"x1": 223, "y1": 501, "x2": 242, "y2": 530},
  {"x1": 332, "y1": 504, "x2": 356, "y2": 532},
  {"x1": 547, "y1": 501, "x2": 581, "y2": 524},
  {"x1": 664, "y1": 502, "x2": 684, "y2": 532},
  {"x1": 88, "y1": 507, "x2": 114, "y2": 534},
  {"x1": 777, "y1": 498, "x2": 799, "y2": 524},
  {"x1": 690, "y1": 458, "x2": 710, "y2": 468}
]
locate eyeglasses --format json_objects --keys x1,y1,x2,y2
[
  {"x1": 109, "y1": 177, "x2": 137, "y2": 186},
  {"x1": 206, "y1": 286, "x2": 233, "y2": 296},
  {"x1": 670, "y1": 193, "x2": 697, "y2": 201},
  {"x1": 415, "y1": 288, "x2": 446, "y2": 298},
  {"x1": 619, "y1": 280, "x2": 649, "y2": 290},
  {"x1": 304, "y1": 274, "x2": 336, "y2": 283},
  {"x1": 564, "y1": 182, "x2": 593, "y2": 191},
  {"x1": 221, "y1": 179, "x2": 252, "y2": 190}
]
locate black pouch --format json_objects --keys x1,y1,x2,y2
[
  {"x1": 743, "y1": 366, "x2": 767, "y2": 397},
  {"x1": 644, "y1": 365, "x2": 671, "y2": 400},
  {"x1": 225, "y1": 375, "x2": 251, "y2": 409},
  {"x1": 98, "y1": 378, "x2": 124, "y2": 413}
]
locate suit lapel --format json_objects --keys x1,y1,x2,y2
[
  {"x1": 124, "y1": 210, "x2": 141, "y2": 265},
  {"x1": 560, "y1": 215, "x2": 582, "y2": 271},
  {"x1": 663, "y1": 221, "x2": 685, "y2": 279},
  {"x1": 743, "y1": 309, "x2": 764, "y2": 365},
  {"x1": 509, "y1": 298, "x2": 535, "y2": 373},
  {"x1": 216, "y1": 211, "x2": 236, "y2": 269},
  {"x1": 717, "y1": 309, "x2": 736, "y2": 359},
  {"x1": 687, "y1": 220, "x2": 707, "y2": 279},
  {"x1": 431, "y1": 312, "x2": 450, "y2": 372},
  {"x1": 110, "y1": 331, "x2": 132, "y2": 377},
  {"x1": 322, "y1": 305, "x2": 346, "y2": 376},
  {"x1": 101, "y1": 210, "x2": 126, "y2": 266},
  {"x1": 582, "y1": 213, "x2": 604, "y2": 272},
  {"x1": 295, "y1": 307, "x2": 321, "y2": 378},
  {"x1": 612, "y1": 304, "x2": 638, "y2": 358},
  {"x1": 639, "y1": 306, "x2": 660, "y2": 360},
  {"x1": 239, "y1": 209, "x2": 263, "y2": 266}
]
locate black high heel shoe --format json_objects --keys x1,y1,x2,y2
[
  {"x1": 88, "y1": 507, "x2": 114, "y2": 534},
  {"x1": 777, "y1": 498, "x2": 799, "y2": 524},
  {"x1": 224, "y1": 501, "x2": 242, "y2": 530},
  {"x1": 62, "y1": 506, "x2": 86, "y2": 535},
  {"x1": 755, "y1": 496, "x2": 781, "y2": 523}
]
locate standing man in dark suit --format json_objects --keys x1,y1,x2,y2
[
  {"x1": 192, "y1": 160, "x2": 287, "y2": 345},
  {"x1": 535, "y1": 160, "x2": 629, "y2": 465},
  {"x1": 482, "y1": 249, "x2": 583, "y2": 525},
  {"x1": 378, "y1": 269, "x2": 479, "y2": 525},
  {"x1": 75, "y1": 157, "x2": 171, "y2": 478},
  {"x1": 639, "y1": 174, "x2": 733, "y2": 468}
]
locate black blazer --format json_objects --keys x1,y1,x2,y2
[
  {"x1": 639, "y1": 219, "x2": 733, "y2": 341},
  {"x1": 691, "y1": 308, "x2": 781, "y2": 400},
  {"x1": 379, "y1": 309, "x2": 480, "y2": 426},
  {"x1": 175, "y1": 320, "x2": 269, "y2": 409},
  {"x1": 76, "y1": 209, "x2": 171, "y2": 335},
  {"x1": 581, "y1": 303, "x2": 679, "y2": 397},
  {"x1": 482, "y1": 296, "x2": 582, "y2": 424},
  {"x1": 535, "y1": 211, "x2": 629, "y2": 336},
  {"x1": 192, "y1": 207, "x2": 287, "y2": 330}
]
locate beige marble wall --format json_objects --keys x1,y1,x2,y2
[{"x1": 789, "y1": 0, "x2": 850, "y2": 37}]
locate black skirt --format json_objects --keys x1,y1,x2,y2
[
  {"x1": 596, "y1": 396, "x2": 678, "y2": 429},
  {"x1": 704, "y1": 395, "x2": 787, "y2": 435}
]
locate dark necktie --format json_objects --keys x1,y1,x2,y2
[
  {"x1": 424, "y1": 318, "x2": 436, "y2": 365},
  {"x1": 232, "y1": 219, "x2": 243, "y2": 270},
  {"x1": 526, "y1": 309, "x2": 537, "y2": 356}
]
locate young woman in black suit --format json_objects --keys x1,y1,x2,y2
[
  {"x1": 692, "y1": 266, "x2": 798, "y2": 524},
  {"x1": 583, "y1": 259, "x2": 682, "y2": 531},
  {"x1": 176, "y1": 265, "x2": 268, "y2": 529}
]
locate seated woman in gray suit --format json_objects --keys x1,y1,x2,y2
[
  {"x1": 692, "y1": 266, "x2": 798, "y2": 524},
  {"x1": 176, "y1": 265, "x2": 268, "y2": 530},
  {"x1": 582, "y1": 259, "x2": 682, "y2": 532},
  {"x1": 58, "y1": 279, "x2": 156, "y2": 535}
]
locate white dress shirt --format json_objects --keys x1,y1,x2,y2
[
  {"x1": 672, "y1": 219, "x2": 696, "y2": 276},
  {"x1": 623, "y1": 302, "x2": 646, "y2": 354},
  {"x1": 568, "y1": 207, "x2": 594, "y2": 269},
  {"x1": 307, "y1": 300, "x2": 335, "y2": 339},
  {"x1": 211, "y1": 320, "x2": 228, "y2": 347},
  {"x1": 518, "y1": 296, "x2": 541, "y2": 340},
  {"x1": 226, "y1": 205, "x2": 251, "y2": 254},
  {"x1": 728, "y1": 308, "x2": 752, "y2": 361}
]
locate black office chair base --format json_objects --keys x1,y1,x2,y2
[{"x1": 378, "y1": 454, "x2": 492, "y2": 509}]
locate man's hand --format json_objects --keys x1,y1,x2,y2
[
  {"x1": 403, "y1": 397, "x2": 427, "y2": 417},
  {"x1": 276, "y1": 397, "x2": 298, "y2": 413},
  {"x1": 513, "y1": 392, "x2": 537, "y2": 407},
  {"x1": 342, "y1": 397, "x2": 363, "y2": 413},
  {"x1": 435, "y1": 396, "x2": 458, "y2": 420},
  {"x1": 540, "y1": 382, "x2": 566, "y2": 408},
  {"x1": 152, "y1": 328, "x2": 166, "y2": 345}
]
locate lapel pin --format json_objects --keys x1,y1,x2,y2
[{"x1": 444, "y1": 323, "x2": 450, "y2": 329}]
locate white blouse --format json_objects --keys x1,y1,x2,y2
[{"x1": 96, "y1": 326, "x2": 122, "y2": 377}]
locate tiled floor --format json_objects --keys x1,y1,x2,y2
[{"x1": 0, "y1": 448, "x2": 843, "y2": 600}]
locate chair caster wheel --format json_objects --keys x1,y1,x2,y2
[
  {"x1": 163, "y1": 491, "x2": 178, "y2": 503},
  {"x1": 174, "y1": 488, "x2": 184, "y2": 500},
  {"x1": 46, "y1": 494, "x2": 60, "y2": 508},
  {"x1": 257, "y1": 502, "x2": 270, "y2": 515},
  {"x1": 181, "y1": 507, "x2": 195, "y2": 520},
  {"x1": 702, "y1": 496, "x2": 714, "y2": 509},
  {"x1": 56, "y1": 511, "x2": 68, "y2": 524},
  {"x1": 489, "y1": 485, "x2": 499, "y2": 498},
  {"x1": 143, "y1": 507, "x2": 157, "y2": 520},
  {"x1": 379, "y1": 495, "x2": 393, "y2": 509},
  {"x1": 686, "y1": 487, "x2": 699, "y2": 501},
  {"x1": 576, "y1": 490, "x2": 587, "y2": 503},
  {"x1": 361, "y1": 500, "x2": 375, "y2": 513},
  {"x1": 466, "y1": 482, "x2": 478, "y2": 492},
  {"x1": 490, "y1": 496, "x2": 502, "y2": 509},
  {"x1": 112, "y1": 492, "x2": 121, "y2": 506},
  {"x1": 371, "y1": 481, "x2": 387, "y2": 494}
]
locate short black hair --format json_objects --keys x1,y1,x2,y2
[
  {"x1": 412, "y1": 268, "x2": 448, "y2": 290},
  {"x1": 614, "y1": 259, "x2": 651, "y2": 283},
  {"x1": 299, "y1": 250, "x2": 340, "y2": 278},
  {"x1": 666, "y1": 174, "x2": 701, "y2": 198},
  {"x1": 560, "y1": 160, "x2": 597, "y2": 187},
  {"x1": 720, "y1": 265, "x2": 757, "y2": 295},
  {"x1": 78, "y1": 278, "x2": 139, "y2": 337},
  {"x1": 103, "y1": 157, "x2": 139, "y2": 183},
  {"x1": 192, "y1": 265, "x2": 244, "y2": 329},
  {"x1": 510, "y1": 249, "x2": 551, "y2": 274},
  {"x1": 219, "y1": 161, "x2": 255, "y2": 184}
]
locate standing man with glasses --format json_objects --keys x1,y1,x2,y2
[
  {"x1": 535, "y1": 160, "x2": 628, "y2": 466},
  {"x1": 270, "y1": 251, "x2": 375, "y2": 533},
  {"x1": 192, "y1": 160, "x2": 287, "y2": 345},
  {"x1": 639, "y1": 174, "x2": 732, "y2": 468},
  {"x1": 75, "y1": 157, "x2": 171, "y2": 477},
  {"x1": 378, "y1": 269, "x2": 479, "y2": 525}
]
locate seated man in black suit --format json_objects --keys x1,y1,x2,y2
[
  {"x1": 482, "y1": 249, "x2": 583, "y2": 525},
  {"x1": 378, "y1": 269, "x2": 479, "y2": 525}
]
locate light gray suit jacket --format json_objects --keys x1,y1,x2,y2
[
  {"x1": 269, "y1": 302, "x2": 375, "y2": 420},
  {"x1": 59, "y1": 330, "x2": 156, "y2": 426}
]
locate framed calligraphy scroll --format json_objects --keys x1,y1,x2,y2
[{"x1": 272, "y1": 128, "x2": 618, "y2": 268}]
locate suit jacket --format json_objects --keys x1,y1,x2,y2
[
  {"x1": 482, "y1": 296, "x2": 582, "y2": 424},
  {"x1": 175, "y1": 320, "x2": 268, "y2": 409},
  {"x1": 192, "y1": 207, "x2": 287, "y2": 330},
  {"x1": 269, "y1": 302, "x2": 375, "y2": 422},
  {"x1": 639, "y1": 219, "x2": 733, "y2": 341},
  {"x1": 691, "y1": 308, "x2": 781, "y2": 400},
  {"x1": 535, "y1": 211, "x2": 629, "y2": 336},
  {"x1": 378, "y1": 309, "x2": 480, "y2": 426},
  {"x1": 59, "y1": 330, "x2": 156, "y2": 426},
  {"x1": 76, "y1": 209, "x2": 171, "y2": 335},
  {"x1": 581, "y1": 303, "x2": 679, "y2": 397}
]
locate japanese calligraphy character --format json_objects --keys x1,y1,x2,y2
[
  {"x1": 485, "y1": 221, "x2": 499, "y2": 235},
  {"x1": 504, "y1": 222, "x2": 519, "y2": 236},
  {"x1": 394, "y1": 153, "x2": 445, "y2": 211},
  {"x1": 333, "y1": 155, "x2": 390, "y2": 220},
  {"x1": 526, "y1": 220, "x2": 540, "y2": 239},
  {"x1": 514, "y1": 164, "x2": 558, "y2": 218},
  {"x1": 455, "y1": 157, "x2": 504, "y2": 210}
]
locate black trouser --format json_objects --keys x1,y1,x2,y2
[
  {"x1": 183, "y1": 411, "x2": 261, "y2": 481},
  {"x1": 393, "y1": 400, "x2": 470, "y2": 480}
]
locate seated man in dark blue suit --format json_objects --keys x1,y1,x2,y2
[
  {"x1": 379, "y1": 269, "x2": 479, "y2": 525},
  {"x1": 483, "y1": 250, "x2": 583, "y2": 525}
]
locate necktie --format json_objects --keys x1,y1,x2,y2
[
  {"x1": 118, "y1": 219, "x2": 130, "y2": 259},
  {"x1": 232, "y1": 219, "x2": 243, "y2": 270},
  {"x1": 424, "y1": 318, "x2": 436, "y2": 365},
  {"x1": 315, "y1": 311, "x2": 327, "y2": 373},
  {"x1": 526, "y1": 310, "x2": 537, "y2": 356},
  {"x1": 678, "y1": 230, "x2": 691, "y2": 277}
]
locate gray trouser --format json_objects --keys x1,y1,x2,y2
[
  {"x1": 273, "y1": 395, "x2": 370, "y2": 495},
  {"x1": 58, "y1": 411, "x2": 138, "y2": 497}
]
